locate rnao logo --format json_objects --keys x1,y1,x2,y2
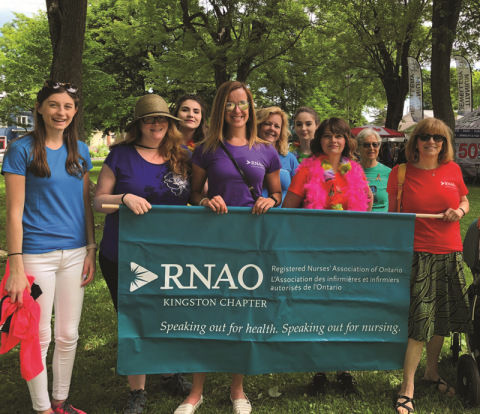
[
  {"x1": 129, "y1": 262, "x2": 264, "y2": 292},
  {"x1": 246, "y1": 160, "x2": 265, "y2": 169},
  {"x1": 441, "y1": 181, "x2": 456, "y2": 189}
]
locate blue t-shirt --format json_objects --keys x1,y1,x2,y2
[
  {"x1": 261, "y1": 152, "x2": 298, "y2": 206},
  {"x1": 1, "y1": 136, "x2": 93, "y2": 254},
  {"x1": 191, "y1": 141, "x2": 282, "y2": 207},
  {"x1": 100, "y1": 145, "x2": 191, "y2": 262}
]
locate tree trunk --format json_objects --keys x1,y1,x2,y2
[
  {"x1": 383, "y1": 75, "x2": 409, "y2": 130},
  {"x1": 46, "y1": 0, "x2": 88, "y2": 142},
  {"x1": 431, "y1": 0, "x2": 463, "y2": 140}
]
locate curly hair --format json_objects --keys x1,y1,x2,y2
[
  {"x1": 172, "y1": 94, "x2": 209, "y2": 144},
  {"x1": 112, "y1": 118, "x2": 191, "y2": 178},
  {"x1": 405, "y1": 118, "x2": 454, "y2": 163},
  {"x1": 255, "y1": 106, "x2": 291, "y2": 156},
  {"x1": 311, "y1": 117, "x2": 357, "y2": 160}
]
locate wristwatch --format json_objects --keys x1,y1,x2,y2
[{"x1": 269, "y1": 195, "x2": 278, "y2": 207}]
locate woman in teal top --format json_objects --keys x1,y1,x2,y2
[{"x1": 356, "y1": 128, "x2": 391, "y2": 211}]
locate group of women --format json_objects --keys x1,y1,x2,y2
[{"x1": 2, "y1": 79, "x2": 473, "y2": 414}]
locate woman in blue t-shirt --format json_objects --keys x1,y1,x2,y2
[
  {"x1": 2, "y1": 81, "x2": 96, "y2": 414},
  {"x1": 256, "y1": 106, "x2": 299, "y2": 206},
  {"x1": 93, "y1": 94, "x2": 193, "y2": 413}
]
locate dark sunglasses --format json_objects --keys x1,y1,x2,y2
[
  {"x1": 142, "y1": 115, "x2": 168, "y2": 124},
  {"x1": 362, "y1": 142, "x2": 380, "y2": 149},
  {"x1": 417, "y1": 133, "x2": 446, "y2": 142},
  {"x1": 43, "y1": 80, "x2": 78, "y2": 93}
]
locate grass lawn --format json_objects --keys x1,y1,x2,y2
[{"x1": 1, "y1": 159, "x2": 480, "y2": 413}]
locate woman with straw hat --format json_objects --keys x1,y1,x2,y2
[{"x1": 93, "y1": 94, "x2": 193, "y2": 414}]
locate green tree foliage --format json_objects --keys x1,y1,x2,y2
[
  {"x1": 319, "y1": 0, "x2": 431, "y2": 130},
  {"x1": 0, "y1": 13, "x2": 51, "y2": 129}
]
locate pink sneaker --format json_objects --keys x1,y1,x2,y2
[{"x1": 52, "y1": 400, "x2": 87, "y2": 414}]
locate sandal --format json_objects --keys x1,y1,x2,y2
[
  {"x1": 395, "y1": 395, "x2": 415, "y2": 413},
  {"x1": 422, "y1": 378, "x2": 455, "y2": 396}
]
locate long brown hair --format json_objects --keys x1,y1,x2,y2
[
  {"x1": 6, "y1": 87, "x2": 86, "y2": 179},
  {"x1": 203, "y1": 81, "x2": 267, "y2": 152},
  {"x1": 111, "y1": 118, "x2": 191, "y2": 178},
  {"x1": 255, "y1": 106, "x2": 291, "y2": 156},
  {"x1": 172, "y1": 94, "x2": 209, "y2": 144},
  {"x1": 311, "y1": 117, "x2": 357, "y2": 159}
]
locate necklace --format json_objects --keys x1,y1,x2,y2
[
  {"x1": 135, "y1": 143, "x2": 160, "y2": 150},
  {"x1": 414, "y1": 162, "x2": 440, "y2": 176},
  {"x1": 431, "y1": 164, "x2": 440, "y2": 176}
]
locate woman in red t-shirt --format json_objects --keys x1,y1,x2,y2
[
  {"x1": 387, "y1": 118, "x2": 473, "y2": 414},
  {"x1": 283, "y1": 118, "x2": 373, "y2": 396}
]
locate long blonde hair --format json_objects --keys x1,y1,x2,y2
[
  {"x1": 256, "y1": 106, "x2": 291, "y2": 156},
  {"x1": 112, "y1": 118, "x2": 191, "y2": 177},
  {"x1": 203, "y1": 81, "x2": 267, "y2": 152}
]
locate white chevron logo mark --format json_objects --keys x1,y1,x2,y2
[{"x1": 130, "y1": 262, "x2": 159, "y2": 292}]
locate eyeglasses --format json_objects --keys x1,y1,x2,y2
[
  {"x1": 362, "y1": 142, "x2": 380, "y2": 149},
  {"x1": 43, "y1": 80, "x2": 78, "y2": 93},
  {"x1": 142, "y1": 115, "x2": 168, "y2": 124},
  {"x1": 225, "y1": 101, "x2": 250, "y2": 112},
  {"x1": 417, "y1": 133, "x2": 446, "y2": 142}
]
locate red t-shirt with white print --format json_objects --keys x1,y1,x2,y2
[{"x1": 387, "y1": 162, "x2": 467, "y2": 254}]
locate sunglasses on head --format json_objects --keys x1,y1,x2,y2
[
  {"x1": 225, "y1": 101, "x2": 250, "y2": 112},
  {"x1": 362, "y1": 142, "x2": 380, "y2": 149},
  {"x1": 417, "y1": 133, "x2": 446, "y2": 142},
  {"x1": 43, "y1": 80, "x2": 78, "y2": 93},
  {"x1": 142, "y1": 115, "x2": 168, "y2": 124}
]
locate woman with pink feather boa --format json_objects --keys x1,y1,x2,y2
[{"x1": 283, "y1": 117, "x2": 373, "y2": 396}]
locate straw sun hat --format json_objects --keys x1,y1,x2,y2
[{"x1": 124, "y1": 94, "x2": 180, "y2": 132}]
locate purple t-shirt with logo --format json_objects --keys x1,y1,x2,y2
[
  {"x1": 100, "y1": 145, "x2": 191, "y2": 262},
  {"x1": 191, "y1": 141, "x2": 282, "y2": 207}
]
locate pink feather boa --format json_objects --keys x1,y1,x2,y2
[{"x1": 301, "y1": 156, "x2": 369, "y2": 211}]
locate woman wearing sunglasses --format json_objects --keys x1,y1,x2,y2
[
  {"x1": 356, "y1": 128, "x2": 391, "y2": 211},
  {"x1": 386, "y1": 118, "x2": 473, "y2": 414},
  {"x1": 179, "y1": 81, "x2": 282, "y2": 414},
  {"x1": 2, "y1": 81, "x2": 95, "y2": 414},
  {"x1": 93, "y1": 94, "x2": 193, "y2": 414}
]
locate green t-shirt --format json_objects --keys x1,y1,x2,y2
[{"x1": 362, "y1": 162, "x2": 391, "y2": 212}]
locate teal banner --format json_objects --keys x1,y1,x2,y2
[{"x1": 117, "y1": 206, "x2": 415, "y2": 375}]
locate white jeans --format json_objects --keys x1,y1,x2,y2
[{"x1": 22, "y1": 247, "x2": 87, "y2": 412}]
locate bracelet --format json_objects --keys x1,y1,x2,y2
[
  {"x1": 121, "y1": 193, "x2": 129, "y2": 205},
  {"x1": 7, "y1": 253, "x2": 23, "y2": 257},
  {"x1": 86, "y1": 244, "x2": 98, "y2": 251},
  {"x1": 198, "y1": 197, "x2": 209, "y2": 206},
  {"x1": 459, "y1": 207, "x2": 466, "y2": 217},
  {"x1": 269, "y1": 195, "x2": 279, "y2": 207}
]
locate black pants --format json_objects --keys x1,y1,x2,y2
[{"x1": 99, "y1": 251, "x2": 119, "y2": 312}]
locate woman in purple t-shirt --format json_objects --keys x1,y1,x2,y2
[
  {"x1": 93, "y1": 94, "x2": 193, "y2": 413},
  {"x1": 178, "y1": 82, "x2": 282, "y2": 414}
]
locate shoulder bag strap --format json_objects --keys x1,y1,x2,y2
[
  {"x1": 219, "y1": 142, "x2": 259, "y2": 202},
  {"x1": 396, "y1": 163, "x2": 407, "y2": 213}
]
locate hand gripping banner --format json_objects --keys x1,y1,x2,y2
[{"x1": 117, "y1": 206, "x2": 415, "y2": 375}]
